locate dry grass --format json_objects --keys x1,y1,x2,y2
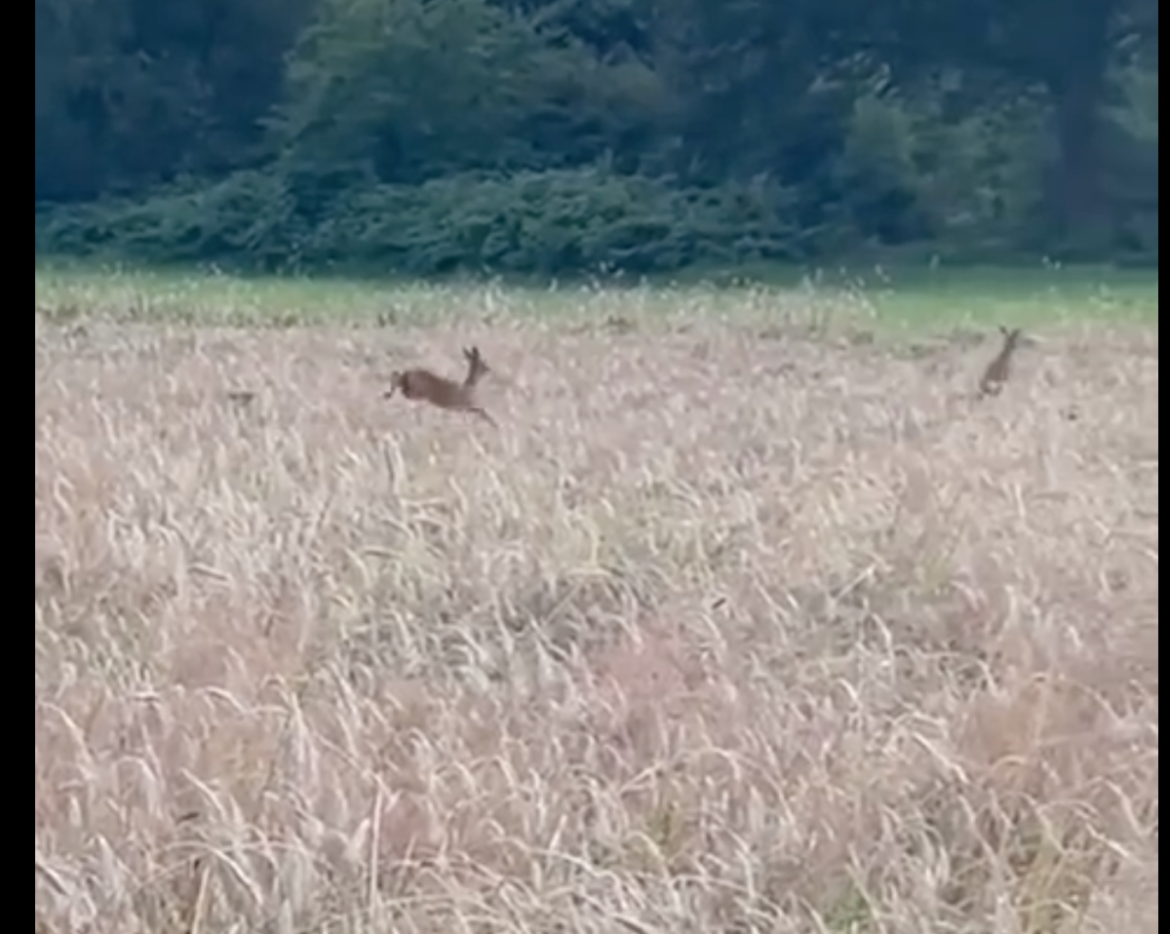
[{"x1": 35, "y1": 290, "x2": 1158, "y2": 934}]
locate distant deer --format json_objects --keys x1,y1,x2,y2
[
  {"x1": 384, "y1": 346, "x2": 497, "y2": 426},
  {"x1": 978, "y1": 326, "x2": 1023, "y2": 397}
]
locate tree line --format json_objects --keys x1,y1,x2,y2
[{"x1": 35, "y1": 0, "x2": 1160, "y2": 275}]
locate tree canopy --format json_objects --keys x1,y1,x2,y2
[{"x1": 35, "y1": 0, "x2": 1160, "y2": 274}]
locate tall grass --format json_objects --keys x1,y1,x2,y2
[{"x1": 35, "y1": 281, "x2": 1158, "y2": 933}]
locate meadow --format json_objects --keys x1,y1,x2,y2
[{"x1": 35, "y1": 264, "x2": 1159, "y2": 933}]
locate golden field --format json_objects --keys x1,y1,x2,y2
[{"x1": 35, "y1": 283, "x2": 1158, "y2": 933}]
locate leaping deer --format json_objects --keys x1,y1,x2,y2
[
  {"x1": 978, "y1": 326, "x2": 1023, "y2": 397},
  {"x1": 384, "y1": 346, "x2": 497, "y2": 426}
]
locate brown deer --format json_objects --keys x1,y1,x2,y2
[
  {"x1": 978, "y1": 326, "x2": 1023, "y2": 397},
  {"x1": 384, "y1": 346, "x2": 497, "y2": 426}
]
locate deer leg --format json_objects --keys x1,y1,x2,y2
[{"x1": 469, "y1": 406, "x2": 498, "y2": 427}]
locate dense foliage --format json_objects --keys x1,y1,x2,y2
[{"x1": 35, "y1": 0, "x2": 1159, "y2": 274}]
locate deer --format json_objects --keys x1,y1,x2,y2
[
  {"x1": 384, "y1": 346, "x2": 497, "y2": 426},
  {"x1": 978, "y1": 326, "x2": 1023, "y2": 397}
]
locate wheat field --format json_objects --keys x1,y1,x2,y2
[{"x1": 35, "y1": 282, "x2": 1158, "y2": 933}]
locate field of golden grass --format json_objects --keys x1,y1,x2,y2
[{"x1": 35, "y1": 287, "x2": 1158, "y2": 933}]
